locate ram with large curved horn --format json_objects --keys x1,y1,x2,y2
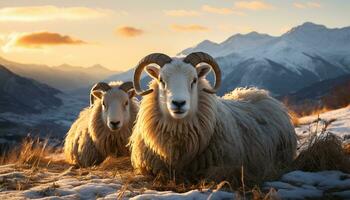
[
  {"x1": 183, "y1": 52, "x2": 221, "y2": 94},
  {"x1": 133, "y1": 53, "x2": 172, "y2": 96},
  {"x1": 129, "y1": 51, "x2": 297, "y2": 184}
]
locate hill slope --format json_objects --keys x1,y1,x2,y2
[{"x1": 0, "y1": 65, "x2": 62, "y2": 114}]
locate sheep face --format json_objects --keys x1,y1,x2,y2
[
  {"x1": 92, "y1": 88, "x2": 133, "y2": 131},
  {"x1": 145, "y1": 59, "x2": 211, "y2": 119}
]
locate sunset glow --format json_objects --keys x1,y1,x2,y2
[{"x1": 0, "y1": 0, "x2": 349, "y2": 71}]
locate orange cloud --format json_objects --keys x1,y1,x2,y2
[
  {"x1": 164, "y1": 9, "x2": 200, "y2": 17},
  {"x1": 116, "y1": 26, "x2": 144, "y2": 37},
  {"x1": 0, "y1": 6, "x2": 111, "y2": 21},
  {"x1": 294, "y1": 2, "x2": 321, "y2": 9},
  {"x1": 202, "y1": 5, "x2": 245, "y2": 16},
  {"x1": 171, "y1": 24, "x2": 209, "y2": 32},
  {"x1": 307, "y1": 2, "x2": 321, "y2": 8},
  {"x1": 3, "y1": 32, "x2": 86, "y2": 50},
  {"x1": 293, "y1": 3, "x2": 306, "y2": 9},
  {"x1": 234, "y1": 1, "x2": 274, "y2": 10}
]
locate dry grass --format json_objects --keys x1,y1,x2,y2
[
  {"x1": 304, "y1": 106, "x2": 331, "y2": 117},
  {"x1": 0, "y1": 136, "x2": 69, "y2": 170},
  {"x1": 17, "y1": 137, "x2": 51, "y2": 167},
  {"x1": 292, "y1": 133, "x2": 350, "y2": 173},
  {"x1": 98, "y1": 156, "x2": 132, "y2": 171},
  {"x1": 289, "y1": 110, "x2": 300, "y2": 127},
  {"x1": 286, "y1": 103, "x2": 331, "y2": 119},
  {"x1": 1, "y1": 127, "x2": 350, "y2": 200}
]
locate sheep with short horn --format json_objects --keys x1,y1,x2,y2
[
  {"x1": 129, "y1": 52, "x2": 297, "y2": 181},
  {"x1": 64, "y1": 81, "x2": 139, "y2": 167}
]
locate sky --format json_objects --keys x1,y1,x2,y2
[{"x1": 0, "y1": 0, "x2": 349, "y2": 71}]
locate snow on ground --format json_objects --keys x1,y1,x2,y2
[
  {"x1": 0, "y1": 107, "x2": 349, "y2": 199},
  {"x1": 1, "y1": 167, "x2": 349, "y2": 200},
  {"x1": 295, "y1": 106, "x2": 350, "y2": 144},
  {"x1": 264, "y1": 171, "x2": 350, "y2": 199}
]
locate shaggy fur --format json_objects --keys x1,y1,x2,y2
[
  {"x1": 64, "y1": 83, "x2": 139, "y2": 167},
  {"x1": 130, "y1": 80, "x2": 297, "y2": 180}
]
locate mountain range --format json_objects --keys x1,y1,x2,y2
[
  {"x1": 179, "y1": 22, "x2": 350, "y2": 95},
  {"x1": 0, "y1": 57, "x2": 118, "y2": 92}
]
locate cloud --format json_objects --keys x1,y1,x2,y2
[
  {"x1": 116, "y1": 26, "x2": 144, "y2": 37},
  {"x1": 163, "y1": 9, "x2": 200, "y2": 17},
  {"x1": 201, "y1": 5, "x2": 245, "y2": 16},
  {"x1": 2, "y1": 31, "x2": 86, "y2": 51},
  {"x1": 294, "y1": 2, "x2": 321, "y2": 9},
  {"x1": 307, "y1": 2, "x2": 321, "y2": 8},
  {"x1": 0, "y1": 6, "x2": 112, "y2": 22},
  {"x1": 293, "y1": 3, "x2": 306, "y2": 9},
  {"x1": 171, "y1": 24, "x2": 209, "y2": 32},
  {"x1": 234, "y1": 1, "x2": 274, "y2": 10}
]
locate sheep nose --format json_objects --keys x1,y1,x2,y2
[
  {"x1": 109, "y1": 121, "x2": 120, "y2": 129},
  {"x1": 172, "y1": 100, "x2": 186, "y2": 109}
]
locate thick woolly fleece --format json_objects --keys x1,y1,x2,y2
[
  {"x1": 64, "y1": 95, "x2": 138, "y2": 167},
  {"x1": 130, "y1": 80, "x2": 297, "y2": 181}
]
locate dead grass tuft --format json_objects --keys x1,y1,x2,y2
[
  {"x1": 306, "y1": 106, "x2": 331, "y2": 117},
  {"x1": 289, "y1": 110, "x2": 300, "y2": 127},
  {"x1": 17, "y1": 137, "x2": 51, "y2": 167},
  {"x1": 0, "y1": 136, "x2": 69, "y2": 170},
  {"x1": 293, "y1": 133, "x2": 350, "y2": 173}
]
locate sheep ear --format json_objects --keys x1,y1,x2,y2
[
  {"x1": 196, "y1": 64, "x2": 211, "y2": 78},
  {"x1": 145, "y1": 65, "x2": 159, "y2": 79},
  {"x1": 92, "y1": 90, "x2": 105, "y2": 100},
  {"x1": 127, "y1": 89, "x2": 136, "y2": 98}
]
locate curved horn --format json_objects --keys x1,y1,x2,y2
[
  {"x1": 133, "y1": 53, "x2": 172, "y2": 96},
  {"x1": 90, "y1": 82, "x2": 111, "y2": 107},
  {"x1": 183, "y1": 52, "x2": 221, "y2": 94},
  {"x1": 119, "y1": 81, "x2": 134, "y2": 92}
]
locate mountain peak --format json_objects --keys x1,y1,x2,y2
[
  {"x1": 285, "y1": 22, "x2": 327, "y2": 35},
  {"x1": 195, "y1": 39, "x2": 218, "y2": 47},
  {"x1": 89, "y1": 64, "x2": 106, "y2": 70},
  {"x1": 301, "y1": 22, "x2": 327, "y2": 28},
  {"x1": 177, "y1": 39, "x2": 219, "y2": 56},
  {"x1": 224, "y1": 31, "x2": 272, "y2": 43},
  {"x1": 246, "y1": 31, "x2": 258, "y2": 35}
]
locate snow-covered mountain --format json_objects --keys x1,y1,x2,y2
[{"x1": 179, "y1": 22, "x2": 350, "y2": 96}]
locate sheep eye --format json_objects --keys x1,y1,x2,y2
[
  {"x1": 159, "y1": 77, "x2": 165, "y2": 87},
  {"x1": 191, "y1": 78, "x2": 197, "y2": 88},
  {"x1": 124, "y1": 101, "x2": 128, "y2": 107}
]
